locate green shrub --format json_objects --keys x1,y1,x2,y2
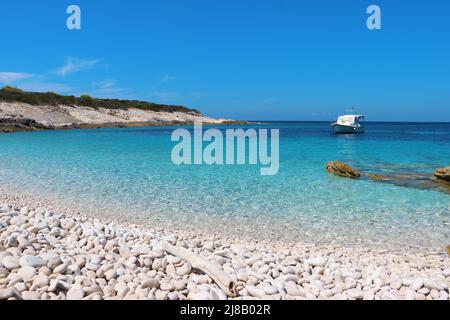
[
  {"x1": 2, "y1": 86, "x2": 23, "y2": 93},
  {"x1": 0, "y1": 86, "x2": 200, "y2": 114}
]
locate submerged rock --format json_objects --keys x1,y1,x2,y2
[
  {"x1": 434, "y1": 167, "x2": 450, "y2": 182},
  {"x1": 325, "y1": 161, "x2": 361, "y2": 178},
  {"x1": 325, "y1": 161, "x2": 450, "y2": 195},
  {"x1": 366, "y1": 173, "x2": 384, "y2": 181}
]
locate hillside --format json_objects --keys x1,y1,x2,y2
[
  {"x1": 0, "y1": 86, "x2": 200, "y2": 114},
  {"x1": 0, "y1": 87, "x2": 234, "y2": 132}
]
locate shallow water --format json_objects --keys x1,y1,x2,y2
[{"x1": 1, "y1": 122, "x2": 449, "y2": 251}]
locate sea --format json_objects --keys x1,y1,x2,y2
[{"x1": 1, "y1": 122, "x2": 449, "y2": 252}]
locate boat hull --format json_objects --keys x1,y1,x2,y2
[{"x1": 331, "y1": 124, "x2": 365, "y2": 134}]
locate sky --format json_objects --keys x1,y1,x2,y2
[{"x1": 0, "y1": 0, "x2": 449, "y2": 121}]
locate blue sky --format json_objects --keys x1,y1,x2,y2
[{"x1": 0, "y1": 0, "x2": 449, "y2": 121}]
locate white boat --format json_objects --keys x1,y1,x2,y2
[{"x1": 331, "y1": 112, "x2": 365, "y2": 134}]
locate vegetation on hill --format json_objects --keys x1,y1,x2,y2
[{"x1": 0, "y1": 86, "x2": 201, "y2": 114}]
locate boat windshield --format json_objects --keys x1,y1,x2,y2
[{"x1": 337, "y1": 115, "x2": 364, "y2": 124}]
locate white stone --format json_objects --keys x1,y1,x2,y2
[
  {"x1": 53, "y1": 262, "x2": 69, "y2": 274},
  {"x1": 443, "y1": 268, "x2": 450, "y2": 277},
  {"x1": 305, "y1": 257, "x2": 328, "y2": 268},
  {"x1": 19, "y1": 255, "x2": 47, "y2": 268},
  {"x1": 105, "y1": 269, "x2": 117, "y2": 281},
  {"x1": 264, "y1": 285, "x2": 279, "y2": 295},
  {"x1": 67, "y1": 285, "x2": 85, "y2": 300},
  {"x1": 142, "y1": 278, "x2": 159, "y2": 289},
  {"x1": 31, "y1": 274, "x2": 49, "y2": 289},
  {"x1": 424, "y1": 279, "x2": 446, "y2": 291},
  {"x1": 2, "y1": 255, "x2": 20, "y2": 270},
  {"x1": 17, "y1": 266, "x2": 36, "y2": 281},
  {"x1": 390, "y1": 278, "x2": 403, "y2": 290},
  {"x1": 160, "y1": 282, "x2": 175, "y2": 292},
  {"x1": 0, "y1": 288, "x2": 19, "y2": 300},
  {"x1": 188, "y1": 291, "x2": 211, "y2": 300},
  {"x1": 347, "y1": 289, "x2": 364, "y2": 300},
  {"x1": 176, "y1": 262, "x2": 192, "y2": 276},
  {"x1": 410, "y1": 278, "x2": 424, "y2": 291},
  {"x1": 246, "y1": 285, "x2": 266, "y2": 298}
]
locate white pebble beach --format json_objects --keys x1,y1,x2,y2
[{"x1": 1, "y1": 195, "x2": 449, "y2": 300}]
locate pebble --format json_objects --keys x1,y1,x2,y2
[
  {"x1": 0, "y1": 288, "x2": 19, "y2": 300},
  {"x1": 67, "y1": 286, "x2": 85, "y2": 300},
  {"x1": 31, "y1": 274, "x2": 49, "y2": 289},
  {"x1": 105, "y1": 269, "x2": 117, "y2": 281},
  {"x1": 21, "y1": 291, "x2": 41, "y2": 300},
  {"x1": 17, "y1": 266, "x2": 36, "y2": 281},
  {"x1": 424, "y1": 279, "x2": 446, "y2": 291},
  {"x1": 2, "y1": 256, "x2": 20, "y2": 270},
  {"x1": 410, "y1": 278, "x2": 424, "y2": 291},
  {"x1": 176, "y1": 263, "x2": 192, "y2": 276},
  {"x1": 305, "y1": 257, "x2": 328, "y2": 268},
  {"x1": 246, "y1": 285, "x2": 265, "y2": 298},
  {"x1": 142, "y1": 278, "x2": 159, "y2": 289},
  {"x1": 347, "y1": 289, "x2": 364, "y2": 300},
  {"x1": 19, "y1": 255, "x2": 47, "y2": 268},
  {"x1": 155, "y1": 290, "x2": 168, "y2": 300},
  {"x1": 390, "y1": 278, "x2": 403, "y2": 290},
  {"x1": 160, "y1": 282, "x2": 175, "y2": 292},
  {"x1": 188, "y1": 292, "x2": 211, "y2": 300}
]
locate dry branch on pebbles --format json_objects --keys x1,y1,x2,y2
[{"x1": 161, "y1": 242, "x2": 236, "y2": 297}]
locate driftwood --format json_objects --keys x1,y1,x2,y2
[{"x1": 161, "y1": 242, "x2": 236, "y2": 297}]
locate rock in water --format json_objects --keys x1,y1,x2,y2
[
  {"x1": 366, "y1": 173, "x2": 384, "y2": 181},
  {"x1": 326, "y1": 161, "x2": 361, "y2": 178},
  {"x1": 434, "y1": 167, "x2": 450, "y2": 182}
]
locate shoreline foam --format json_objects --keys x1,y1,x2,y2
[{"x1": 0, "y1": 184, "x2": 447, "y2": 256}]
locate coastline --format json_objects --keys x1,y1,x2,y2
[
  {"x1": 1, "y1": 184, "x2": 446, "y2": 255},
  {"x1": 0, "y1": 100, "x2": 247, "y2": 133},
  {"x1": 0, "y1": 118, "x2": 250, "y2": 134},
  {"x1": 1, "y1": 190, "x2": 449, "y2": 300}
]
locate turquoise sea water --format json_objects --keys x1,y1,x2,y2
[{"x1": 1, "y1": 122, "x2": 449, "y2": 251}]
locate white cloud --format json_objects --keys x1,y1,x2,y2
[
  {"x1": 55, "y1": 57, "x2": 99, "y2": 76},
  {"x1": 89, "y1": 80, "x2": 129, "y2": 98},
  {"x1": 0, "y1": 72, "x2": 34, "y2": 84},
  {"x1": 95, "y1": 80, "x2": 116, "y2": 89},
  {"x1": 190, "y1": 92, "x2": 207, "y2": 98},
  {"x1": 18, "y1": 81, "x2": 75, "y2": 94},
  {"x1": 150, "y1": 91, "x2": 174, "y2": 99},
  {"x1": 159, "y1": 75, "x2": 176, "y2": 84}
]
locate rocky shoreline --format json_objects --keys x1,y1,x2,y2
[
  {"x1": 0, "y1": 117, "x2": 248, "y2": 133},
  {"x1": 1, "y1": 199, "x2": 449, "y2": 300},
  {"x1": 326, "y1": 161, "x2": 450, "y2": 195},
  {"x1": 0, "y1": 99, "x2": 245, "y2": 133}
]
